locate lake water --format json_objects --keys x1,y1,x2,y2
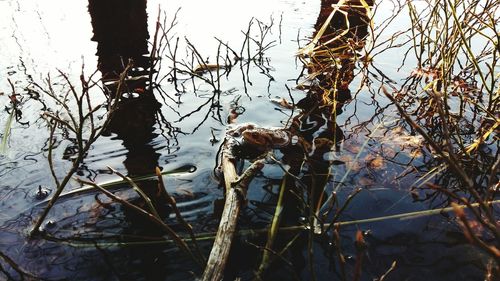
[{"x1": 0, "y1": 0, "x2": 493, "y2": 280}]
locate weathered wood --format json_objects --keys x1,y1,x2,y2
[{"x1": 202, "y1": 138, "x2": 266, "y2": 281}]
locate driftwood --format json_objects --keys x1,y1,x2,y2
[{"x1": 202, "y1": 136, "x2": 267, "y2": 281}]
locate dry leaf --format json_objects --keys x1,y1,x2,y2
[
  {"x1": 346, "y1": 159, "x2": 361, "y2": 172},
  {"x1": 358, "y1": 177, "x2": 374, "y2": 186},
  {"x1": 409, "y1": 148, "x2": 423, "y2": 158},
  {"x1": 368, "y1": 155, "x2": 385, "y2": 170},
  {"x1": 270, "y1": 98, "x2": 294, "y2": 109}
]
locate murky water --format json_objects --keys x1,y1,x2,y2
[{"x1": 0, "y1": 0, "x2": 494, "y2": 280}]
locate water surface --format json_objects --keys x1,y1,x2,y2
[{"x1": 0, "y1": 1, "x2": 492, "y2": 280}]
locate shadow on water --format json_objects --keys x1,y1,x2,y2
[{"x1": 0, "y1": 0, "x2": 496, "y2": 280}]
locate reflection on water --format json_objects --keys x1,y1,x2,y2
[
  {"x1": 229, "y1": 1, "x2": 370, "y2": 279},
  {"x1": 89, "y1": 2, "x2": 171, "y2": 280},
  {"x1": 0, "y1": 0, "x2": 493, "y2": 280}
]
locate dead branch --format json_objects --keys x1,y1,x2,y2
[{"x1": 201, "y1": 139, "x2": 266, "y2": 281}]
